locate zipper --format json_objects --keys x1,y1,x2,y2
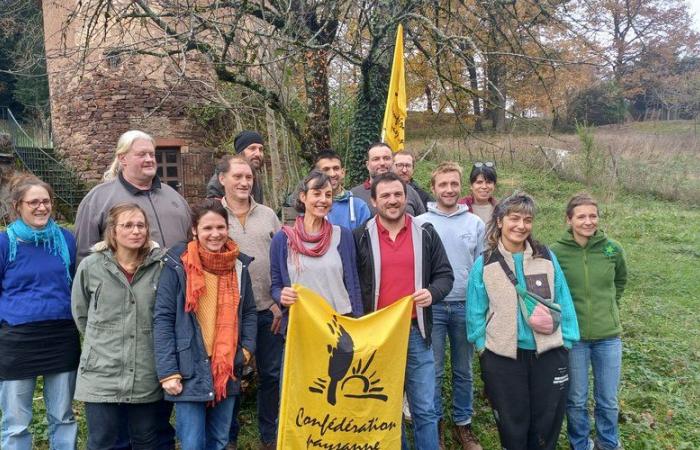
[{"x1": 583, "y1": 248, "x2": 591, "y2": 338}]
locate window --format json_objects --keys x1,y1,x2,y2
[{"x1": 155, "y1": 147, "x2": 182, "y2": 192}]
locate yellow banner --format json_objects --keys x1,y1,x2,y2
[
  {"x1": 278, "y1": 285, "x2": 413, "y2": 450},
  {"x1": 381, "y1": 24, "x2": 407, "y2": 153}
]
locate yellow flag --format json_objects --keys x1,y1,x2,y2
[
  {"x1": 278, "y1": 284, "x2": 413, "y2": 450},
  {"x1": 381, "y1": 24, "x2": 406, "y2": 153}
]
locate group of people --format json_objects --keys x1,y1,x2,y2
[{"x1": 0, "y1": 128, "x2": 627, "y2": 450}]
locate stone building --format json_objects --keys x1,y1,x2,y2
[{"x1": 41, "y1": 1, "x2": 218, "y2": 203}]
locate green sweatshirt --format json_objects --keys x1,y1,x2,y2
[{"x1": 550, "y1": 230, "x2": 627, "y2": 340}]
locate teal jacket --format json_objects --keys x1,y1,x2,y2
[{"x1": 550, "y1": 230, "x2": 627, "y2": 340}]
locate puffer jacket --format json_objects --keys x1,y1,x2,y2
[
  {"x1": 71, "y1": 241, "x2": 164, "y2": 403},
  {"x1": 154, "y1": 242, "x2": 257, "y2": 402}
]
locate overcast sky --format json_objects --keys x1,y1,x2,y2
[{"x1": 690, "y1": 0, "x2": 700, "y2": 31}]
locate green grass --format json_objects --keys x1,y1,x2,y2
[{"x1": 8, "y1": 163, "x2": 700, "y2": 449}]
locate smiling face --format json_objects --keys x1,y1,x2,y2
[
  {"x1": 193, "y1": 211, "x2": 229, "y2": 253},
  {"x1": 17, "y1": 185, "x2": 52, "y2": 229},
  {"x1": 300, "y1": 181, "x2": 333, "y2": 220},
  {"x1": 393, "y1": 153, "x2": 414, "y2": 183},
  {"x1": 366, "y1": 145, "x2": 393, "y2": 178},
  {"x1": 498, "y1": 211, "x2": 533, "y2": 253},
  {"x1": 432, "y1": 171, "x2": 461, "y2": 211},
  {"x1": 470, "y1": 174, "x2": 495, "y2": 204},
  {"x1": 372, "y1": 180, "x2": 406, "y2": 224},
  {"x1": 241, "y1": 143, "x2": 264, "y2": 170},
  {"x1": 219, "y1": 160, "x2": 253, "y2": 202},
  {"x1": 567, "y1": 204, "x2": 599, "y2": 242},
  {"x1": 119, "y1": 139, "x2": 157, "y2": 184},
  {"x1": 315, "y1": 157, "x2": 345, "y2": 195},
  {"x1": 113, "y1": 210, "x2": 148, "y2": 251}
]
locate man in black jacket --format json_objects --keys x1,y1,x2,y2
[{"x1": 353, "y1": 172, "x2": 454, "y2": 450}]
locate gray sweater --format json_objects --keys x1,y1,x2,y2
[
  {"x1": 222, "y1": 196, "x2": 280, "y2": 310},
  {"x1": 74, "y1": 174, "x2": 191, "y2": 263}
]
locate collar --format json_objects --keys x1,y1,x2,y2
[
  {"x1": 118, "y1": 172, "x2": 161, "y2": 194},
  {"x1": 376, "y1": 214, "x2": 411, "y2": 236}
]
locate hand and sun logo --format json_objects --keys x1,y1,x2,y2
[{"x1": 308, "y1": 315, "x2": 388, "y2": 406}]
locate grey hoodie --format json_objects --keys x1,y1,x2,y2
[{"x1": 416, "y1": 203, "x2": 485, "y2": 302}]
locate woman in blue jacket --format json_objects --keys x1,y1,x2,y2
[
  {"x1": 270, "y1": 170, "x2": 363, "y2": 326},
  {"x1": 154, "y1": 199, "x2": 257, "y2": 450},
  {"x1": 0, "y1": 175, "x2": 78, "y2": 450}
]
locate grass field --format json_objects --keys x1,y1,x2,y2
[{"x1": 7, "y1": 143, "x2": 700, "y2": 449}]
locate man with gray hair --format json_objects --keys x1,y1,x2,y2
[{"x1": 74, "y1": 130, "x2": 190, "y2": 262}]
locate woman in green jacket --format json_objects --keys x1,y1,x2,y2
[
  {"x1": 550, "y1": 193, "x2": 627, "y2": 450},
  {"x1": 72, "y1": 203, "x2": 168, "y2": 449}
]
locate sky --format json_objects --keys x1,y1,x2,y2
[{"x1": 691, "y1": 0, "x2": 700, "y2": 31}]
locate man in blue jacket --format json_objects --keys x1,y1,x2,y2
[
  {"x1": 416, "y1": 162, "x2": 484, "y2": 450},
  {"x1": 314, "y1": 149, "x2": 371, "y2": 229}
]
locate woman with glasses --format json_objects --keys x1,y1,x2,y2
[
  {"x1": 551, "y1": 193, "x2": 627, "y2": 450},
  {"x1": 72, "y1": 203, "x2": 168, "y2": 449},
  {"x1": 467, "y1": 192, "x2": 579, "y2": 450},
  {"x1": 459, "y1": 162, "x2": 498, "y2": 224},
  {"x1": 154, "y1": 199, "x2": 257, "y2": 449},
  {"x1": 0, "y1": 175, "x2": 79, "y2": 450}
]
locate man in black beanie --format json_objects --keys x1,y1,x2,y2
[{"x1": 206, "y1": 130, "x2": 265, "y2": 203}]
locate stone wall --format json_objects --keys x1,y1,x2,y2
[{"x1": 41, "y1": 1, "x2": 219, "y2": 204}]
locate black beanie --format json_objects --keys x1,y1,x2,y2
[{"x1": 234, "y1": 130, "x2": 264, "y2": 154}]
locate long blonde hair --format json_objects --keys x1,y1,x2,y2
[{"x1": 103, "y1": 130, "x2": 155, "y2": 181}]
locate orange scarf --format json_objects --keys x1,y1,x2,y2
[{"x1": 181, "y1": 239, "x2": 240, "y2": 403}]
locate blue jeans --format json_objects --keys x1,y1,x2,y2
[
  {"x1": 0, "y1": 370, "x2": 77, "y2": 450},
  {"x1": 402, "y1": 325, "x2": 439, "y2": 450},
  {"x1": 431, "y1": 301, "x2": 474, "y2": 425},
  {"x1": 176, "y1": 396, "x2": 236, "y2": 450},
  {"x1": 567, "y1": 338, "x2": 622, "y2": 450}
]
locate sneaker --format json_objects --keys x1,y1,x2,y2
[{"x1": 454, "y1": 423, "x2": 483, "y2": 450}]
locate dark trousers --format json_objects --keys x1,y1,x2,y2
[
  {"x1": 229, "y1": 309, "x2": 284, "y2": 445},
  {"x1": 113, "y1": 399, "x2": 175, "y2": 449},
  {"x1": 85, "y1": 401, "x2": 166, "y2": 450},
  {"x1": 480, "y1": 347, "x2": 569, "y2": 450}
]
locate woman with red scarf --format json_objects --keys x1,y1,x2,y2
[
  {"x1": 154, "y1": 199, "x2": 257, "y2": 450},
  {"x1": 270, "y1": 170, "x2": 363, "y2": 332}
]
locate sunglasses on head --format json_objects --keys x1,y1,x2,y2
[{"x1": 473, "y1": 161, "x2": 495, "y2": 168}]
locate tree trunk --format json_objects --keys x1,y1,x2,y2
[{"x1": 302, "y1": 48, "x2": 332, "y2": 161}]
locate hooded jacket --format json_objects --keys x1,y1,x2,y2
[
  {"x1": 550, "y1": 230, "x2": 627, "y2": 340},
  {"x1": 326, "y1": 191, "x2": 372, "y2": 230},
  {"x1": 353, "y1": 216, "x2": 454, "y2": 344},
  {"x1": 154, "y1": 242, "x2": 257, "y2": 402},
  {"x1": 71, "y1": 241, "x2": 164, "y2": 403}
]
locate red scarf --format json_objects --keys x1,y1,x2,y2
[
  {"x1": 181, "y1": 239, "x2": 240, "y2": 403},
  {"x1": 281, "y1": 216, "x2": 333, "y2": 272}
]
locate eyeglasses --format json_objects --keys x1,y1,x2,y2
[
  {"x1": 21, "y1": 199, "x2": 52, "y2": 209},
  {"x1": 394, "y1": 163, "x2": 413, "y2": 170},
  {"x1": 473, "y1": 161, "x2": 495, "y2": 168},
  {"x1": 116, "y1": 222, "x2": 147, "y2": 231}
]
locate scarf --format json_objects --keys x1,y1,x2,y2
[
  {"x1": 181, "y1": 239, "x2": 240, "y2": 403},
  {"x1": 281, "y1": 215, "x2": 333, "y2": 273},
  {"x1": 6, "y1": 219, "x2": 72, "y2": 281}
]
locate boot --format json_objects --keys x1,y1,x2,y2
[
  {"x1": 454, "y1": 423, "x2": 483, "y2": 450},
  {"x1": 438, "y1": 419, "x2": 446, "y2": 450}
]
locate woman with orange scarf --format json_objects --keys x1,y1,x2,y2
[{"x1": 154, "y1": 200, "x2": 257, "y2": 450}]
